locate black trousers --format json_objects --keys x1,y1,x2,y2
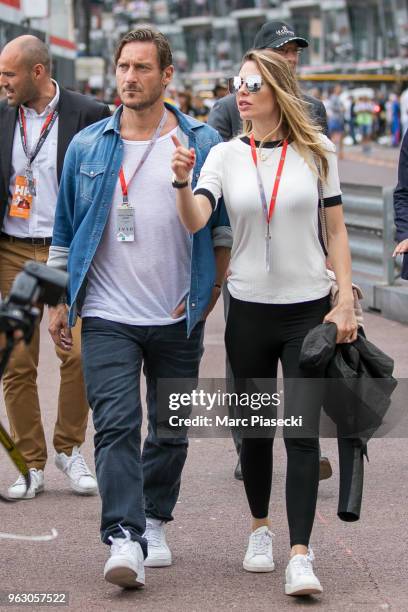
[{"x1": 225, "y1": 294, "x2": 330, "y2": 547}]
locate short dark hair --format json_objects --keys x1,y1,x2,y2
[{"x1": 114, "y1": 27, "x2": 173, "y2": 70}]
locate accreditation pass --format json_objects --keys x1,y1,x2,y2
[{"x1": 116, "y1": 206, "x2": 135, "y2": 242}]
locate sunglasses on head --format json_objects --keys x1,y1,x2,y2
[{"x1": 228, "y1": 75, "x2": 263, "y2": 94}]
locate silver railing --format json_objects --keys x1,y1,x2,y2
[{"x1": 341, "y1": 183, "x2": 400, "y2": 292}]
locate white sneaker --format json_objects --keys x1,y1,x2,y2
[
  {"x1": 285, "y1": 548, "x2": 323, "y2": 596},
  {"x1": 243, "y1": 526, "x2": 275, "y2": 572},
  {"x1": 104, "y1": 527, "x2": 145, "y2": 588},
  {"x1": 143, "y1": 518, "x2": 172, "y2": 567},
  {"x1": 55, "y1": 446, "x2": 97, "y2": 495},
  {"x1": 8, "y1": 468, "x2": 44, "y2": 499}
]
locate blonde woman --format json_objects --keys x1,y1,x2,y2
[{"x1": 171, "y1": 50, "x2": 357, "y2": 596}]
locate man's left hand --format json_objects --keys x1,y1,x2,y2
[
  {"x1": 171, "y1": 300, "x2": 186, "y2": 319},
  {"x1": 171, "y1": 286, "x2": 222, "y2": 322}
]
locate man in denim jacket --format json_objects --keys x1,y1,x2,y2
[{"x1": 47, "y1": 27, "x2": 231, "y2": 589}]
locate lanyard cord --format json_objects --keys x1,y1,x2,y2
[
  {"x1": 118, "y1": 110, "x2": 168, "y2": 205},
  {"x1": 250, "y1": 134, "x2": 288, "y2": 226},
  {"x1": 250, "y1": 135, "x2": 288, "y2": 272},
  {"x1": 19, "y1": 106, "x2": 58, "y2": 166}
]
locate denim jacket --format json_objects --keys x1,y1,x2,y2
[{"x1": 48, "y1": 103, "x2": 231, "y2": 334}]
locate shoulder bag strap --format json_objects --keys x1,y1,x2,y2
[{"x1": 315, "y1": 157, "x2": 329, "y2": 256}]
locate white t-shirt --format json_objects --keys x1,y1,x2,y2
[
  {"x1": 82, "y1": 128, "x2": 191, "y2": 325},
  {"x1": 195, "y1": 134, "x2": 342, "y2": 304}
]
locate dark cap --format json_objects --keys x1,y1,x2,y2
[
  {"x1": 214, "y1": 78, "x2": 228, "y2": 89},
  {"x1": 253, "y1": 21, "x2": 309, "y2": 50}
]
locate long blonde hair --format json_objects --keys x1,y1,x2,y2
[{"x1": 240, "y1": 49, "x2": 329, "y2": 180}]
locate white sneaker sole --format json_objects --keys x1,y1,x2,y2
[
  {"x1": 8, "y1": 484, "x2": 44, "y2": 500},
  {"x1": 144, "y1": 556, "x2": 172, "y2": 567},
  {"x1": 104, "y1": 565, "x2": 145, "y2": 589},
  {"x1": 285, "y1": 582, "x2": 323, "y2": 596},
  {"x1": 70, "y1": 482, "x2": 98, "y2": 496},
  {"x1": 243, "y1": 560, "x2": 275, "y2": 573}
]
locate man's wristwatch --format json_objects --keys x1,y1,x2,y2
[
  {"x1": 172, "y1": 174, "x2": 189, "y2": 189},
  {"x1": 57, "y1": 292, "x2": 68, "y2": 305}
]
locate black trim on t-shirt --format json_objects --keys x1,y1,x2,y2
[
  {"x1": 240, "y1": 136, "x2": 284, "y2": 148},
  {"x1": 323, "y1": 195, "x2": 342, "y2": 207},
  {"x1": 194, "y1": 188, "x2": 216, "y2": 210}
]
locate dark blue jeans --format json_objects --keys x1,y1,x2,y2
[{"x1": 81, "y1": 317, "x2": 204, "y2": 556}]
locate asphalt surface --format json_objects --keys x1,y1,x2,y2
[
  {"x1": 339, "y1": 143, "x2": 399, "y2": 187},
  {"x1": 0, "y1": 298, "x2": 407, "y2": 612}
]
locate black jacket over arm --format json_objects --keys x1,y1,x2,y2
[
  {"x1": 394, "y1": 130, "x2": 408, "y2": 279},
  {"x1": 0, "y1": 87, "x2": 111, "y2": 229},
  {"x1": 300, "y1": 322, "x2": 397, "y2": 522},
  {"x1": 208, "y1": 91, "x2": 328, "y2": 141}
]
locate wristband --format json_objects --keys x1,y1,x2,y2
[
  {"x1": 57, "y1": 292, "x2": 68, "y2": 305},
  {"x1": 214, "y1": 283, "x2": 222, "y2": 289},
  {"x1": 172, "y1": 174, "x2": 189, "y2": 189}
]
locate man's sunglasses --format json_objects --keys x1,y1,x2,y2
[{"x1": 228, "y1": 75, "x2": 263, "y2": 94}]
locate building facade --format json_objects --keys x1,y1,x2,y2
[
  {"x1": 81, "y1": 0, "x2": 408, "y2": 88},
  {"x1": 3, "y1": 1, "x2": 406, "y2": 91},
  {"x1": 0, "y1": 0, "x2": 76, "y2": 87}
]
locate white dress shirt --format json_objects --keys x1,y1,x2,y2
[{"x1": 3, "y1": 80, "x2": 60, "y2": 238}]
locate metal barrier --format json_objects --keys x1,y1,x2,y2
[
  {"x1": 341, "y1": 182, "x2": 399, "y2": 289},
  {"x1": 339, "y1": 182, "x2": 408, "y2": 321}
]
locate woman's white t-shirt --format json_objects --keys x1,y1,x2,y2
[{"x1": 195, "y1": 134, "x2": 342, "y2": 304}]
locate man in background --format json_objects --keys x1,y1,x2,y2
[
  {"x1": 208, "y1": 20, "x2": 328, "y2": 140},
  {"x1": 393, "y1": 129, "x2": 408, "y2": 277},
  {"x1": 0, "y1": 35, "x2": 110, "y2": 499}
]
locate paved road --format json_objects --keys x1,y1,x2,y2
[
  {"x1": 340, "y1": 143, "x2": 399, "y2": 187},
  {"x1": 0, "y1": 301, "x2": 407, "y2": 612}
]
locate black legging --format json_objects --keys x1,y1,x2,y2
[{"x1": 225, "y1": 294, "x2": 330, "y2": 548}]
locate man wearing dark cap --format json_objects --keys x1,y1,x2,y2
[
  {"x1": 208, "y1": 20, "x2": 327, "y2": 140},
  {"x1": 213, "y1": 79, "x2": 229, "y2": 101},
  {"x1": 208, "y1": 20, "x2": 332, "y2": 482}
]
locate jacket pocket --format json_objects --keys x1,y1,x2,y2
[{"x1": 80, "y1": 163, "x2": 105, "y2": 202}]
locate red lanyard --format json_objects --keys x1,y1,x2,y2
[
  {"x1": 250, "y1": 134, "x2": 288, "y2": 224},
  {"x1": 19, "y1": 106, "x2": 58, "y2": 165},
  {"x1": 118, "y1": 110, "x2": 168, "y2": 205},
  {"x1": 119, "y1": 168, "x2": 129, "y2": 203}
]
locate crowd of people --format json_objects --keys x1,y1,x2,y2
[
  {"x1": 81, "y1": 82, "x2": 408, "y2": 156},
  {"x1": 312, "y1": 85, "x2": 407, "y2": 153},
  {"x1": 52, "y1": 68, "x2": 408, "y2": 157},
  {"x1": 0, "y1": 16, "x2": 405, "y2": 604}
]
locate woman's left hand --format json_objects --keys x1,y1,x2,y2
[{"x1": 324, "y1": 301, "x2": 358, "y2": 344}]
